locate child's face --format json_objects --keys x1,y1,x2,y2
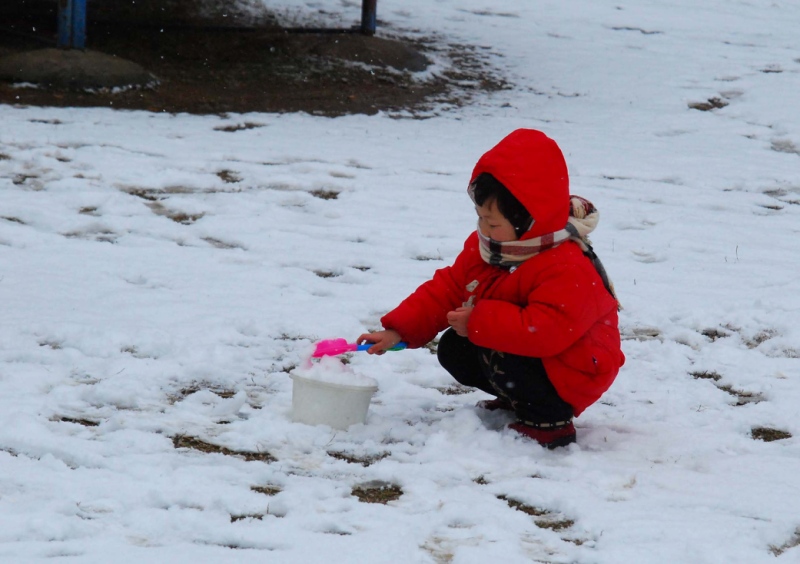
[{"x1": 476, "y1": 199, "x2": 518, "y2": 242}]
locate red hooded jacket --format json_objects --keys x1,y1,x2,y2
[{"x1": 381, "y1": 129, "x2": 624, "y2": 416}]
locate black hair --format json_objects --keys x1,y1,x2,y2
[{"x1": 470, "y1": 173, "x2": 533, "y2": 235}]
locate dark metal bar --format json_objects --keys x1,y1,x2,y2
[
  {"x1": 72, "y1": 0, "x2": 87, "y2": 49},
  {"x1": 57, "y1": 0, "x2": 72, "y2": 47},
  {"x1": 360, "y1": 0, "x2": 377, "y2": 35}
]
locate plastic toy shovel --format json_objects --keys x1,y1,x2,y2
[{"x1": 312, "y1": 338, "x2": 407, "y2": 358}]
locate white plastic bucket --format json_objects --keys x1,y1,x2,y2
[{"x1": 290, "y1": 372, "x2": 378, "y2": 430}]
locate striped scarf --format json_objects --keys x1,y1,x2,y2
[{"x1": 477, "y1": 196, "x2": 621, "y2": 308}]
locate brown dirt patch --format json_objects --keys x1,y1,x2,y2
[
  {"x1": 172, "y1": 434, "x2": 277, "y2": 462},
  {"x1": 327, "y1": 450, "x2": 389, "y2": 467},
  {"x1": 352, "y1": 481, "x2": 403, "y2": 504},
  {"x1": 751, "y1": 426, "x2": 792, "y2": 442},
  {"x1": 0, "y1": 2, "x2": 508, "y2": 116},
  {"x1": 251, "y1": 485, "x2": 282, "y2": 496},
  {"x1": 497, "y1": 495, "x2": 575, "y2": 531}
]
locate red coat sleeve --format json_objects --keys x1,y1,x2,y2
[
  {"x1": 467, "y1": 260, "x2": 603, "y2": 357},
  {"x1": 380, "y1": 243, "x2": 471, "y2": 349}
]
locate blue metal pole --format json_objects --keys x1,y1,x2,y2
[
  {"x1": 361, "y1": 0, "x2": 377, "y2": 35},
  {"x1": 57, "y1": 0, "x2": 87, "y2": 49},
  {"x1": 72, "y1": 0, "x2": 87, "y2": 49},
  {"x1": 57, "y1": 0, "x2": 73, "y2": 48}
]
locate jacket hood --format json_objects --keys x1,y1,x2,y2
[{"x1": 470, "y1": 129, "x2": 569, "y2": 239}]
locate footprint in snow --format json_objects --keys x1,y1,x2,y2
[
  {"x1": 630, "y1": 249, "x2": 667, "y2": 263},
  {"x1": 615, "y1": 218, "x2": 658, "y2": 231}
]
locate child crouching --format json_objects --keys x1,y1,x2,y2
[{"x1": 358, "y1": 129, "x2": 624, "y2": 449}]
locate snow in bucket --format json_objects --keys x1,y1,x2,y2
[{"x1": 290, "y1": 356, "x2": 378, "y2": 430}]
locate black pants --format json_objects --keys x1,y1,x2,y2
[{"x1": 437, "y1": 328, "x2": 573, "y2": 425}]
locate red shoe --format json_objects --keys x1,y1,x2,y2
[
  {"x1": 508, "y1": 421, "x2": 576, "y2": 449},
  {"x1": 476, "y1": 398, "x2": 513, "y2": 412}
]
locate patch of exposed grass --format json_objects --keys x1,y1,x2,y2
[
  {"x1": 421, "y1": 539, "x2": 455, "y2": 563},
  {"x1": 771, "y1": 139, "x2": 800, "y2": 156},
  {"x1": 12, "y1": 174, "x2": 39, "y2": 185},
  {"x1": 0, "y1": 153, "x2": 10, "y2": 160},
  {"x1": 278, "y1": 333, "x2": 308, "y2": 341},
  {"x1": 497, "y1": 495, "x2": 575, "y2": 531},
  {"x1": 172, "y1": 435, "x2": 276, "y2": 463},
  {"x1": 701, "y1": 328, "x2": 729, "y2": 341},
  {"x1": 497, "y1": 495, "x2": 549, "y2": 517},
  {"x1": 122, "y1": 185, "x2": 194, "y2": 199},
  {"x1": 63, "y1": 228, "x2": 117, "y2": 243},
  {"x1": 2, "y1": 216, "x2": 26, "y2": 224},
  {"x1": 168, "y1": 211, "x2": 205, "y2": 224},
  {"x1": 689, "y1": 97, "x2": 729, "y2": 111},
  {"x1": 770, "y1": 528, "x2": 800, "y2": 556},
  {"x1": 203, "y1": 236, "x2": 243, "y2": 250},
  {"x1": 169, "y1": 384, "x2": 237, "y2": 403},
  {"x1": 231, "y1": 513, "x2": 264, "y2": 522},
  {"x1": 78, "y1": 206, "x2": 99, "y2": 215},
  {"x1": 473, "y1": 475, "x2": 488, "y2": 485},
  {"x1": 424, "y1": 338, "x2": 439, "y2": 355},
  {"x1": 30, "y1": 118, "x2": 63, "y2": 124},
  {"x1": 717, "y1": 384, "x2": 764, "y2": 406},
  {"x1": 327, "y1": 451, "x2": 389, "y2": 467},
  {"x1": 436, "y1": 384, "x2": 472, "y2": 396},
  {"x1": 780, "y1": 348, "x2": 800, "y2": 358},
  {"x1": 564, "y1": 537, "x2": 587, "y2": 546},
  {"x1": 764, "y1": 188, "x2": 789, "y2": 198},
  {"x1": 352, "y1": 481, "x2": 403, "y2": 504},
  {"x1": 313, "y1": 270, "x2": 340, "y2": 278},
  {"x1": 214, "y1": 122, "x2": 264, "y2": 132},
  {"x1": 310, "y1": 189, "x2": 339, "y2": 200},
  {"x1": 57, "y1": 416, "x2": 99, "y2": 427},
  {"x1": 145, "y1": 201, "x2": 204, "y2": 224},
  {"x1": 217, "y1": 169, "x2": 241, "y2": 183},
  {"x1": 610, "y1": 26, "x2": 663, "y2": 35},
  {"x1": 744, "y1": 329, "x2": 778, "y2": 348},
  {"x1": 178, "y1": 385, "x2": 236, "y2": 399},
  {"x1": 124, "y1": 187, "x2": 161, "y2": 201},
  {"x1": 120, "y1": 345, "x2": 156, "y2": 359},
  {"x1": 623, "y1": 326, "x2": 661, "y2": 341},
  {"x1": 440, "y1": 42, "x2": 512, "y2": 95},
  {"x1": 691, "y1": 371, "x2": 722, "y2": 381},
  {"x1": 751, "y1": 427, "x2": 792, "y2": 442},
  {"x1": 251, "y1": 485, "x2": 282, "y2": 496},
  {"x1": 535, "y1": 517, "x2": 576, "y2": 532}
]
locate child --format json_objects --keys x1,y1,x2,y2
[{"x1": 357, "y1": 129, "x2": 624, "y2": 449}]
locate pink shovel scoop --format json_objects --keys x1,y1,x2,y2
[{"x1": 312, "y1": 338, "x2": 407, "y2": 358}]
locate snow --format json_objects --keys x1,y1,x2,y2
[
  {"x1": 294, "y1": 356, "x2": 379, "y2": 388},
  {"x1": 2, "y1": 0, "x2": 800, "y2": 562}
]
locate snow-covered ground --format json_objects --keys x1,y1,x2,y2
[{"x1": 2, "y1": 1, "x2": 800, "y2": 562}]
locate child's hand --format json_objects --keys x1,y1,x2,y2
[
  {"x1": 446, "y1": 306, "x2": 473, "y2": 337},
  {"x1": 357, "y1": 330, "x2": 403, "y2": 355}
]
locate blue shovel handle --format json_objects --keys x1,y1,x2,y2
[{"x1": 356, "y1": 342, "x2": 408, "y2": 352}]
